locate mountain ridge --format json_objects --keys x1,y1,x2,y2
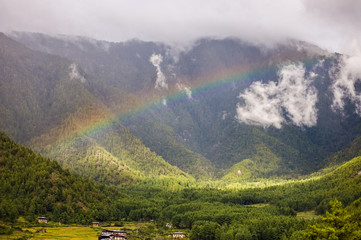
[{"x1": 2, "y1": 31, "x2": 361, "y2": 182}]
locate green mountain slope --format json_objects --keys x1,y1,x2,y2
[
  {"x1": 8, "y1": 32, "x2": 336, "y2": 178},
  {"x1": 0, "y1": 32, "x2": 106, "y2": 143},
  {"x1": 221, "y1": 143, "x2": 282, "y2": 181},
  {"x1": 0, "y1": 131, "x2": 123, "y2": 223},
  {"x1": 6, "y1": 31, "x2": 361, "y2": 182},
  {"x1": 31, "y1": 119, "x2": 192, "y2": 186},
  {"x1": 126, "y1": 118, "x2": 215, "y2": 180},
  {"x1": 0, "y1": 33, "x2": 194, "y2": 184},
  {"x1": 321, "y1": 136, "x2": 361, "y2": 168},
  {"x1": 262, "y1": 155, "x2": 361, "y2": 215}
]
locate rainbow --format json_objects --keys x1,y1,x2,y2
[{"x1": 46, "y1": 55, "x2": 320, "y2": 147}]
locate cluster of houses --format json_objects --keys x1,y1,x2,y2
[
  {"x1": 98, "y1": 229, "x2": 128, "y2": 240},
  {"x1": 172, "y1": 232, "x2": 186, "y2": 238},
  {"x1": 38, "y1": 218, "x2": 186, "y2": 239},
  {"x1": 97, "y1": 229, "x2": 186, "y2": 239}
]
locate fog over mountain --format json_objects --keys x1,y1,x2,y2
[{"x1": 1, "y1": 0, "x2": 360, "y2": 53}]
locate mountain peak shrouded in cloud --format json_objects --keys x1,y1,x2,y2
[
  {"x1": 0, "y1": 0, "x2": 360, "y2": 53},
  {"x1": 236, "y1": 64, "x2": 318, "y2": 129},
  {"x1": 331, "y1": 40, "x2": 361, "y2": 115}
]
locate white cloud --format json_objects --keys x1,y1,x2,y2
[
  {"x1": 184, "y1": 87, "x2": 192, "y2": 99},
  {"x1": 149, "y1": 53, "x2": 168, "y2": 90},
  {"x1": 69, "y1": 63, "x2": 86, "y2": 83},
  {"x1": 176, "y1": 83, "x2": 192, "y2": 99},
  {"x1": 162, "y1": 98, "x2": 167, "y2": 106},
  {"x1": 236, "y1": 64, "x2": 318, "y2": 128},
  {"x1": 331, "y1": 39, "x2": 361, "y2": 114},
  {"x1": 222, "y1": 111, "x2": 228, "y2": 120}
]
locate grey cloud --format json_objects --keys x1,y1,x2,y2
[
  {"x1": 302, "y1": 0, "x2": 361, "y2": 52},
  {"x1": 303, "y1": 0, "x2": 361, "y2": 26},
  {"x1": 0, "y1": 0, "x2": 360, "y2": 52}
]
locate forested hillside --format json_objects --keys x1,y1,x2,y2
[
  {"x1": 35, "y1": 121, "x2": 192, "y2": 186},
  {"x1": 8, "y1": 32, "x2": 361, "y2": 181},
  {"x1": 0, "y1": 32, "x2": 100, "y2": 142},
  {"x1": 2, "y1": 30, "x2": 361, "y2": 186},
  {"x1": 0, "y1": 131, "x2": 122, "y2": 223},
  {"x1": 0, "y1": 33, "x2": 195, "y2": 185},
  {"x1": 321, "y1": 136, "x2": 361, "y2": 168}
]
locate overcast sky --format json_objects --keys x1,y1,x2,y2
[{"x1": 0, "y1": 0, "x2": 360, "y2": 53}]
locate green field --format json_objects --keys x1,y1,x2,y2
[
  {"x1": 28, "y1": 227, "x2": 99, "y2": 240},
  {"x1": 296, "y1": 211, "x2": 317, "y2": 220},
  {"x1": 0, "y1": 224, "x2": 188, "y2": 240},
  {"x1": 0, "y1": 227, "x2": 99, "y2": 240}
]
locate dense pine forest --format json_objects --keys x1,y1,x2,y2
[{"x1": 2, "y1": 131, "x2": 361, "y2": 239}]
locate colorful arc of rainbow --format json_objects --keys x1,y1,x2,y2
[{"x1": 55, "y1": 57, "x2": 319, "y2": 144}]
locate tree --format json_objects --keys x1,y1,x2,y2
[
  {"x1": 303, "y1": 199, "x2": 361, "y2": 240},
  {"x1": 190, "y1": 221, "x2": 220, "y2": 240}
]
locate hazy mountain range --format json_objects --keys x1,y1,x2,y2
[{"x1": 2, "y1": 31, "x2": 361, "y2": 184}]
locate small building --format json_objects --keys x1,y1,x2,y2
[
  {"x1": 114, "y1": 236, "x2": 127, "y2": 240},
  {"x1": 92, "y1": 222, "x2": 100, "y2": 227},
  {"x1": 166, "y1": 223, "x2": 173, "y2": 228},
  {"x1": 38, "y1": 217, "x2": 48, "y2": 224},
  {"x1": 173, "y1": 232, "x2": 186, "y2": 238},
  {"x1": 98, "y1": 233, "x2": 112, "y2": 240},
  {"x1": 98, "y1": 229, "x2": 127, "y2": 240}
]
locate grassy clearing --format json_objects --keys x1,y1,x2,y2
[
  {"x1": 296, "y1": 210, "x2": 317, "y2": 220},
  {"x1": 25, "y1": 227, "x2": 99, "y2": 240},
  {"x1": 0, "y1": 226, "x2": 100, "y2": 240},
  {"x1": 248, "y1": 203, "x2": 270, "y2": 208}
]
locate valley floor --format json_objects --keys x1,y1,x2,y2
[{"x1": 0, "y1": 223, "x2": 189, "y2": 240}]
